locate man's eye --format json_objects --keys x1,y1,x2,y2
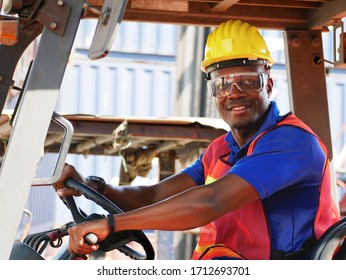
[
  {"x1": 217, "y1": 83, "x2": 224, "y2": 90},
  {"x1": 222, "y1": 78, "x2": 233, "y2": 87},
  {"x1": 239, "y1": 78, "x2": 257, "y2": 87}
]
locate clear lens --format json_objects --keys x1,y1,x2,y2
[{"x1": 208, "y1": 72, "x2": 266, "y2": 97}]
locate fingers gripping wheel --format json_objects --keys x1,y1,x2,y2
[{"x1": 63, "y1": 178, "x2": 155, "y2": 260}]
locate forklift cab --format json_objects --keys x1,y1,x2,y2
[{"x1": 0, "y1": 0, "x2": 346, "y2": 260}]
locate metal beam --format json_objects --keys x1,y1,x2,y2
[
  {"x1": 130, "y1": 0, "x2": 189, "y2": 12},
  {"x1": 283, "y1": 30, "x2": 333, "y2": 159},
  {"x1": 123, "y1": 3, "x2": 308, "y2": 30},
  {"x1": 86, "y1": 0, "x2": 346, "y2": 31},
  {"x1": 212, "y1": 0, "x2": 240, "y2": 12},
  {"x1": 308, "y1": 0, "x2": 346, "y2": 29},
  {"x1": 157, "y1": 151, "x2": 176, "y2": 259},
  {"x1": 284, "y1": 29, "x2": 340, "y2": 212}
]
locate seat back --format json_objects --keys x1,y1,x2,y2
[
  {"x1": 9, "y1": 242, "x2": 44, "y2": 260},
  {"x1": 310, "y1": 217, "x2": 346, "y2": 260}
]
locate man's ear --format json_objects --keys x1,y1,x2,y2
[{"x1": 266, "y1": 77, "x2": 274, "y2": 97}]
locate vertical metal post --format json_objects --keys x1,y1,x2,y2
[
  {"x1": 0, "y1": 0, "x2": 85, "y2": 259},
  {"x1": 284, "y1": 30, "x2": 339, "y2": 211},
  {"x1": 156, "y1": 151, "x2": 176, "y2": 259},
  {"x1": 283, "y1": 30, "x2": 333, "y2": 158}
]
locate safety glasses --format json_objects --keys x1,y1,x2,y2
[{"x1": 207, "y1": 72, "x2": 267, "y2": 97}]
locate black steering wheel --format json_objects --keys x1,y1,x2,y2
[{"x1": 63, "y1": 178, "x2": 155, "y2": 260}]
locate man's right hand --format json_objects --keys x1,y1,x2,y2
[{"x1": 52, "y1": 163, "x2": 86, "y2": 197}]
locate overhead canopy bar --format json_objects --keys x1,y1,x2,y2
[{"x1": 85, "y1": 0, "x2": 346, "y2": 30}]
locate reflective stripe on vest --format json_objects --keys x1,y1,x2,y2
[{"x1": 192, "y1": 113, "x2": 340, "y2": 260}]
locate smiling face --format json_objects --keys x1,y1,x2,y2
[{"x1": 210, "y1": 64, "x2": 273, "y2": 143}]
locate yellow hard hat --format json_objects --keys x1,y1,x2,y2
[{"x1": 201, "y1": 20, "x2": 274, "y2": 73}]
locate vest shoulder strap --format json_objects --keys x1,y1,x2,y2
[{"x1": 248, "y1": 112, "x2": 327, "y2": 156}]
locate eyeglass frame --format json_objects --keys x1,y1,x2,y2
[{"x1": 207, "y1": 72, "x2": 268, "y2": 98}]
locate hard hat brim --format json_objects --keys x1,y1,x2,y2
[{"x1": 203, "y1": 58, "x2": 272, "y2": 79}]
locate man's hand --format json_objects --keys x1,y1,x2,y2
[
  {"x1": 52, "y1": 163, "x2": 86, "y2": 197},
  {"x1": 67, "y1": 218, "x2": 110, "y2": 255}
]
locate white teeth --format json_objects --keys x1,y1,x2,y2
[{"x1": 232, "y1": 106, "x2": 246, "y2": 111}]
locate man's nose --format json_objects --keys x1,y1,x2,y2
[{"x1": 225, "y1": 83, "x2": 247, "y2": 98}]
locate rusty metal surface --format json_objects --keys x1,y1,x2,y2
[
  {"x1": 0, "y1": 113, "x2": 228, "y2": 160},
  {"x1": 86, "y1": 0, "x2": 346, "y2": 30},
  {"x1": 284, "y1": 30, "x2": 333, "y2": 159}
]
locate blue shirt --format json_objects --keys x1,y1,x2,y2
[{"x1": 182, "y1": 101, "x2": 326, "y2": 254}]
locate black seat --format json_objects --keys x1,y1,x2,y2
[
  {"x1": 310, "y1": 217, "x2": 346, "y2": 260},
  {"x1": 9, "y1": 242, "x2": 45, "y2": 260}
]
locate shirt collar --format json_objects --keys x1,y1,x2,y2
[{"x1": 224, "y1": 101, "x2": 281, "y2": 153}]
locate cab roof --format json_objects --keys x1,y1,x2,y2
[{"x1": 87, "y1": 0, "x2": 346, "y2": 30}]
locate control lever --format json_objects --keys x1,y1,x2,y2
[
  {"x1": 85, "y1": 233, "x2": 98, "y2": 245},
  {"x1": 68, "y1": 233, "x2": 99, "y2": 260}
]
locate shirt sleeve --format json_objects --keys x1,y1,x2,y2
[
  {"x1": 229, "y1": 126, "x2": 326, "y2": 199},
  {"x1": 181, "y1": 152, "x2": 205, "y2": 185}
]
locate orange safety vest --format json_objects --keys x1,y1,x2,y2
[{"x1": 192, "y1": 113, "x2": 340, "y2": 260}]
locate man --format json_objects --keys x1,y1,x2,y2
[{"x1": 53, "y1": 19, "x2": 339, "y2": 259}]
